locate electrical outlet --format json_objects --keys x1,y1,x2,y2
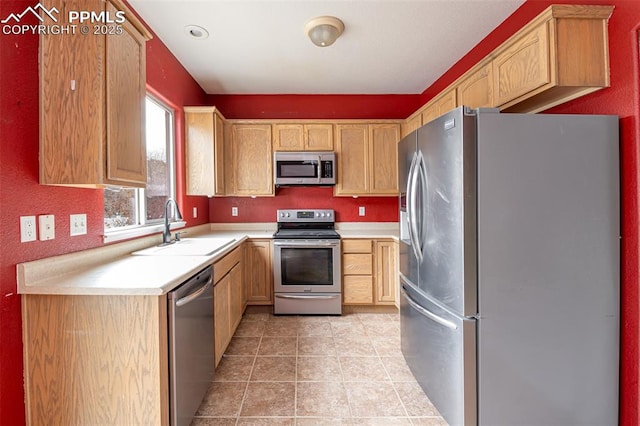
[
  {"x1": 193, "y1": 207, "x2": 198, "y2": 218},
  {"x1": 231, "y1": 207, "x2": 238, "y2": 217},
  {"x1": 70, "y1": 214, "x2": 87, "y2": 236},
  {"x1": 39, "y1": 214, "x2": 55, "y2": 241},
  {"x1": 20, "y1": 216, "x2": 37, "y2": 242},
  {"x1": 359, "y1": 206, "x2": 366, "y2": 216}
]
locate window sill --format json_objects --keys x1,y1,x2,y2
[{"x1": 103, "y1": 221, "x2": 187, "y2": 244}]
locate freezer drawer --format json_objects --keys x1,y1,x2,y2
[{"x1": 401, "y1": 281, "x2": 476, "y2": 426}]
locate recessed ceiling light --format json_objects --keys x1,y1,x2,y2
[{"x1": 184, "y1": 25, "x2": 209, "y2": 40}]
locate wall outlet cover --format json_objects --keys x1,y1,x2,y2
[
  {"x1": 20, "y1": 216, "x2": 37, "y2": 242},
  {"x1": 232, "y1": 207, "x2": 238, "y2": 217},
  {"x1": 39, "y1": 214, "x2": 55, "y2": 241},
  {"x1": 359, "y1": 206, "x2": 366, "y2": 216},
  {"x1": 70, "y1": 214, "x2": 87, "y2": 236}
]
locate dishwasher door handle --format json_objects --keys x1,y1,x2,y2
[{"x1": 176, "y1": 275, "x2": 213, "y2": 307}]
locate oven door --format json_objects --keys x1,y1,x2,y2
[{"x1": 273, "y1": 239, "x2": 341, "y2": 293}]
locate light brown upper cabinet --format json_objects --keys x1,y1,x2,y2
[
  {"x1": 496, "y1": 5, "x2": 612, "y2": 112},
  {"x1": 421, "y1": 89, "x2": 458, "y2": 126},
  {"x1": 39, "y1": 0, "x2": 152, "y2": 187},
  {"x1": 226, "y1": 123, "x2": 274, "y2": 196},
  {"x1": 272, "y1": 123, "x2": 333, "y2": 151},
  {"x1": 184, "y1": 107, "x2": 226, "y2": 196},
  {"x1": 456, "y1": 60, "x2": 494, "y2": 109},
  {"x1": 403, "y1": 4, "x2": 613, "y2": 128},
  {"x1": 334, "y1": 122, "x2": 400, "y2": 197}
]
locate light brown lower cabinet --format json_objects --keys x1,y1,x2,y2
[
  {"x1": 342, "y1": 238, "x2": 397, "y2": 305},
  {"x1": 22, "y1": 294, "x2": 170, "y2": 425},
  {"x1": 244, "y1": 239, "x2": 273, "y2": 305},
  {"x1": 214, "y1": 246, "x2": 244, "y2": 366}
]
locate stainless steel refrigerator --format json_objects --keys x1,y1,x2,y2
[{"x1": 399, "y1": 107, "x2": 619, "y2": 426}]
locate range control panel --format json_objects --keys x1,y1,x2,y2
[{"x1": 276, "y1": 209, "x2": 335, "y2": 223}]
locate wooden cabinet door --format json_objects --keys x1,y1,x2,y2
[
  {"x1": 229, "y1": 263, "x2": 244, "y2": 333},
  {"x1": 105, "y1": 0, "x2": 147, "y2": 186},
  {"x1": 369, "y1": 124, "x2": 399, "y2": 194},
  {"x1": 305, "y1": 124, "x2": 334, "y2": 150},
  {"x1": 273, "y1": 124, "x2": 304, "y2": 151},
  {"x1": 457, "y1": 60, "x2": 494, "y2": 109},
  {"x1": 421, "y1": 89, "x2": 457, "y2": 125},
  {"x1": 214, "y1": 275, "x2": 231, "y2": 367},
  {"x1": 335, "y1": 124, "x2": 369, "y2": 196},
  {"x1": 375, "y1": 240, "x2": 397, "y2": 305},
  {"x1": 229, "y1": 124, "x2": 273, "y2": 196},
  {"x1": 343, "y1": 276, "x2": 374, "y2": 304},
  {"x1": 245, "y1": 240, "x2": 273, "y2": 304},
  {"x1": 493, "y1": 23, "x2": 550, "y2": 107},
  {"x1": 39, "y1": 0, "x2": 106, "y2": 186},
  {"x1": 185, "y1": 108, "x2": 225, "y2": 196}
]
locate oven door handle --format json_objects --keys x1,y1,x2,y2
[
  {"x1": 275, "y1": 294, "x2": 341, "y2": 300},
  {"x1": 273, "y1": 241, "x2": 340, "y2": 247}
]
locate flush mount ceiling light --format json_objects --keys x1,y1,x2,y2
[
  {"x1": 184, "y1": 24, "x2": 209, "y2": 40},
  {"x1": 304, "y1": 16, "x2": 344, "y2": 47}
]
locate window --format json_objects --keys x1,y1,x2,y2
[{"x1": 104, "y1": 96, "x2": 177, "y2": 239}]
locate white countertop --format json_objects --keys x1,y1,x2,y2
[{"x1": 17, "y1": 222, "x2": 398, "y2": 297}]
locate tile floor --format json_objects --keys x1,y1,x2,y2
[{"x1": 192, "y1": 308, "x2": 447, "y2": 425}]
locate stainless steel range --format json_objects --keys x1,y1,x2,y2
[{"x1": 273, "y1": 209, "x2": 341, "y2": 315}]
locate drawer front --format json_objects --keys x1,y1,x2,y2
[
  {"x1": 342, "y1": 239, "x2": 373, "y2": 253},
  {"x1": 214, "y1": 246, "x2": 242, "y2": 283},
  {"x1": 343, "y1": 253, "x2": 373, "y2": 275},
  {"x1": 343, "y1": 276, "x2": 374, "y2": 304}
]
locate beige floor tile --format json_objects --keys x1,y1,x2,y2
[
  {"x1": 344, "y1": 382, "x2": 406, "y2": 417},
  {"x1": 296, "y1": 382, "x2": 351, "y2": 417},
  {"x1": 350, "y1": 418, "x2": 412, "y2": 425},
  {"x1": 298, "y1": 336, "x2": 336, "y2": 356},
  {"x1": 214, "y1": 356, "x2": 255, "y2": 382},
  {"x1": 298, "y1": 315, "x2": 331, "y2": 324},
  {"x1": 333, "y1": 336, "x2": 377, "y2": 356},
  {"x1": 258, "y1": 337, "x2": 297, "y2": 355},
  {"x1": 251, "y1": 356, "x2": 296, "y2": 381},
  {"x1": 330, "y1": 321, "x2": 368, "y2": 336},
  {"x1": 196, "y1": 382, "x2": 247, "y2": 417},
  {"x1": 240, "y1": 382, "x2": 296, "y2": 417},
  {"x1": 339, "y1": 357, "x2": 390, "y2": 381},
  {"x1": 409, "y1": 418, "x2": 449, "y2": 426},
  {"x1": 362, "y1": 321, "x2": 400, "y2": 336},
  {"x1": 191, "y1": 418, "x2": 237, "y2": 426},
  {"x1": 371, "y1": 336, "x2": 403, "y2": 356},
  {"x1": 298, "y1": 322, "x2": 333, "y2": 337},
  {"x1": 236, "y1": 418, "x2": 295, "y2": 425},
  {"x1": 234, "y1": 320, "x2": 267, "y2": 337},
  {"x1": 297, "y1": 356, "x2": 343, "y2": 381},
  {"x1": 295, "y1": 418, "x2": 353, "y2": 426},
  {"x1": 225, "y1": 337, "x2": 261, "y2": 356},
  {"x1": 379, "y1": 357, "x2": 415, "y2": 381},
  {"x1": 357, "y1": 313, "x2": 395, "y2": 323},
  {"x1": 394, "y1": 381, "x2": 440, "y2": 417},
  {"x1": 242, "y1": 312, "x2": 270, "y2": 322},
  {"x1": 264, "y1": 321, "x2": 298, "y2": 337}
]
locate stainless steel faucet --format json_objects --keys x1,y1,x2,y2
[{"x1": 162, "y1": 198, "x2": 183, "y2": 245}]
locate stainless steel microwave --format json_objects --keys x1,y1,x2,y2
[{"x1": 274, "y1": 152, "x2": 336, "y2": 186}]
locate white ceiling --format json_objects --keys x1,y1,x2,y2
[{"x1": 128, "y1": 0, "x2": 525, "y2": 95}]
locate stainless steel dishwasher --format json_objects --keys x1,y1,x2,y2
[{"x1": 168, "y1": 265, "x2": 214, "y2": 426}]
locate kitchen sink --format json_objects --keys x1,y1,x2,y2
[{"x1": 132, "y1": 237, "x2": 236, "y2": 256}]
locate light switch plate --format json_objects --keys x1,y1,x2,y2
[
  {"x1": 20, "y1": 216, "x2": 37, "y2": 242},
  {"x1": 359, "y1": 206, "x2": 366, "y2": 216},
  {"x1": 70, "y1": 214, "x2": 87, "y2": 236},
  {"x1": 39, "y1": 215, "x2": 55, "y2": 241}
]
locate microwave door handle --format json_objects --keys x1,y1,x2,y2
[{"x1": 317, "y1": 155, "x2": 322, "y2": 183}]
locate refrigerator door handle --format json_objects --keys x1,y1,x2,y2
[
  {"x1": 408, "y1": 153, "x2": 423, "y2": 262},
  {"x1": 401, "y1": 288, "x2": 458, "y2": 330},
  {"x1": 406, "y1": 152, "x2": 421, "y2": 261},
  {"x1": 415, "y1": 152, "x2": 429, "y2": 258}
]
